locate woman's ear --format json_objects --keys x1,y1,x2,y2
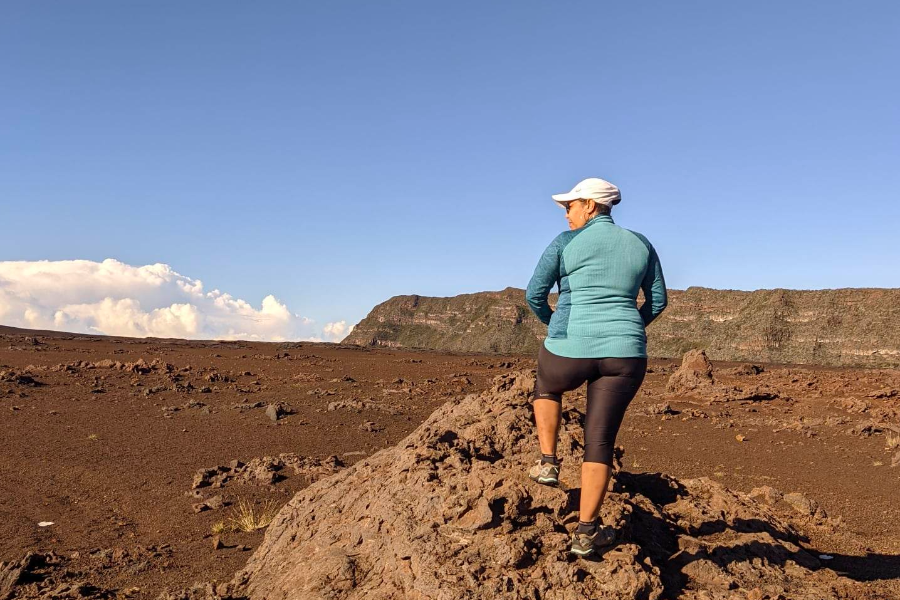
[{"x1": 584, "y1": 199, "x2": 597, "y2": 214}]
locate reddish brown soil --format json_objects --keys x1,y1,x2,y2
[{"x1": 1, "y1": 326, "x2": 898, "y2": 598}]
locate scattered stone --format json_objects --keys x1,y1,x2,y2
[
  {"x1": 265, "y1": 402, "x2": 293, "y2": 422},
  {"x1": 0, "y1": 551, "x2": 121, "y2": 598},
  {"x1": 212, "y1": 536, "x2": 224, "y2": 550},
  {"x1": 292, "y1": 372, "x2": 324, "y2": 383},
  {"x1": 205, "y1": 371, "x2": 234, "y2": 384},
  {"x1": 782, "y1": 492, "x2": 827, "y2": 519},
  {"x1": 866, "y1": 388, "x2": 898, "y2": 399},
  {"x1": 306, "y1": 387, "x2": 335, "y2": 397},
  {"x1": 718, "y1": 384, "x2": 781, "y2": 402},
  {"x1": 359, "y1": 420, "x2": 383, "y2": 432},
  {"x1": 91, "y1": 359, "x2": 120, "y2": 369},
  {"x1": 845, "y1": 420, "x2": 900, "y2": 437},
  {"x1": 732, "y1": 363, "x2": 765, "y2": 375},
  {"x1": 232, "y1": 401, "x2": 265, "y2": 412},
  {"x1": 748, "y1": 485, "x2": 783, "y2": 505},
  {"x1": 192, "y1": 495, "x2": 225, "y2": 513},
  {"x1": 645, "y1": 402, "x2": 679, "y2": 416},
  {"x1": 0, "y1": 370, "x2": 44, "y2": 387},
  {"x1": 125, "y1": 359, "x2": 152, "y2": 374},
  {"x1": 324, "y1": 398, "x2": 401, "y2": 415},
  {"x1": 838, "y1": 397, "x2": 871, "y2": 414},
  {"x1": 191, "y1": 454, "x2": 344, "y2": 490}
]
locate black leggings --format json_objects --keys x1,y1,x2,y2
[{"x1": 533, "y1": 345, "x2": 647, "y2": 466}]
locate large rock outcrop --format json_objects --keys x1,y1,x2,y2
[
  {"x1": 342, "y1": 287, "x2": 900, "y2": 367},
  {"x1": 666, "y1": 349, "x2": 715, "y2": 394},
  {"x1": 212, "y1": 371, "x2": 892, "y2": 600}
]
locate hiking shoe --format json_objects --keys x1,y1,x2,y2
[
  {"x1": 569, "y1": 525, "x2": 616, "y2": 557},
  {"x1": 527, "y1": 458, "x2": 560, "y2": 487}
]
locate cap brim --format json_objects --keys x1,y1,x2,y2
[{"x1": 551, "y1": 192, "x2": 581, "y2": 207}]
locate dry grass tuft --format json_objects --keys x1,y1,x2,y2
[
  {"x1": 211, "y1": 521, "x2": 227, "y2": 535},
  {"x1": 227, "y1": 499, "x2": 280, "y2": 533},
  {"x1": 886, "y1": 431, "x2": 900, "y2": 450}
]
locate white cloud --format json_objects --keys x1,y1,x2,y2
[
  {"x1": 0, "y1": 258, "x2": 345, "y2": 342},
  {"x1": 323, "y1": 320, "x2": 354, "y2": 342}
]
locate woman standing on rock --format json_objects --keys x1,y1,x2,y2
[{"x1": 525, "y1": 177, "x2": 668, "y2": 558}]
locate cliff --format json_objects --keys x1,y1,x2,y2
[{"x1": 342, "y1": 287, "x2": 900, "y2": 367}]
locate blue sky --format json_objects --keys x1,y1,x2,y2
[{"x1": 1, "y1": 2, "x2": 898, "y2": 336}]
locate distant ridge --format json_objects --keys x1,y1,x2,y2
[{"x1": 342, "y1": 286, "x2": 900, "y2": 367}]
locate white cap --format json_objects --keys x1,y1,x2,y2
[{"x1": 551, "y1": 178, "x2": 621, "y2": 208}]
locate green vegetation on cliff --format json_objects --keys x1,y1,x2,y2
[{"x1": 343, "y1": 286, "x2": 900, "y2": 367}]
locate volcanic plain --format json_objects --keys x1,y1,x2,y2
[{"x1": 1, "y1": 326, "x2": 898, "y2": 598}]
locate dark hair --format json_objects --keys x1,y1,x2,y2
[{"x1": 594, "y1": 203, "x2": 612, "y2": 216}]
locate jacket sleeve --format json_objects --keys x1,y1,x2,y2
[
  {"x1": 525, "y1": 238, "x2": 561, "y2": 325},
  {"x1": 639, "y1": 242, "x2": 668, "y2": 327}
]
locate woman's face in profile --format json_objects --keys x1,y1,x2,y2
[{"x1": 565, "y1": 199, "x2": 592, "y2": 230}]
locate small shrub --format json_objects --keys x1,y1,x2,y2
[
  {"x1": 211, "y1": 521, "x2": 227, "y2": 535},
  {"x1": 886, "y1": 431, "x2": 900, "y2": 450},
  {"x1": 227, "y1": 499, "x2": 279, "y2": 533}
]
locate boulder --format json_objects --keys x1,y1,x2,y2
[{"x1": 666, "y1": 350, "x2": 715, "y2": 395}]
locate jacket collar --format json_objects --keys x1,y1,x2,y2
[{"x1": 582, "y1": 214, "x2": 614, "y2": 229}]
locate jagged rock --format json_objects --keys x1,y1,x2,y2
[
  {"x1": 0, "y1": 552, "x2": 115, "y2": 599},
  {"x1": 265, "y1": 404, "x2": 285, "y2": 422},
  {"x1": 748, "y1": 485, "x2": 783, "y2": 505},
  {"x1": 866, "y1": 388, "x2": 898, "y2": 399},
  {"x1": 192, "y1": 495, "x2": 225, "y2": 513},
  {"x1": 730, "y1": 363, "x2": 765, "y2": 376},
  {"x1": 783, "y1": 492, "x2": 827, "y2": 519},
  {"x1": 125, "y1": 358, "x2": 152, "y2": 374},
  {"x1": 666, "y1": 350, "x2": 715, "y2": 395},
  {"x1": 91, "y1": 359, "x2": 121, "y2": 369},
  {"x1": 0, "y1": 370, "x2": 44, "y2": 387},
  {"x1": 156, "y1": 582, "x2": 246, "y2": 600},
  {"x1": 191, "y1": 455, "x2": 344, "y2": 490},
  {"x1": 646, "y1": 402, "x2": 679, "y2": 416},
  {"x1": 232, "y1": 401, "x2": 265, "y2": 412},
  {"x1": 219, "y1": 370, "x2": 878, "y2": 600},
  {"x1": 716, "y1": 384, "x2": 781, "y2": 402},
  {"x1": 846, "y1": 420, "x2": 900, "y2": 438}
]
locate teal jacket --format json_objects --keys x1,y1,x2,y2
[{"x1": 525, "y1": 214, "x2": 667, "y2": 358}]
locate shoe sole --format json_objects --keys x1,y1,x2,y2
[
  {"x1": 569, "y1": 535, "x2": 615, "y2": 557},
  {"x1": 529, "y1": 475, "x2": 559, "y2": 486}
]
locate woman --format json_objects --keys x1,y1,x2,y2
[{"x1": 525, "y1": 177, "x2": 668, "y2": 558}]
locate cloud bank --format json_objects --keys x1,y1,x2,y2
[{"x1": 0, "y1": 259, "x2": 353, "y2": 342}]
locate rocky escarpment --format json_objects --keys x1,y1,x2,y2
[
  {"x1": 159, "y1": 370, "x2": 894, "y2": 600},
  {"x1": 343, "y1": 287, "x2": 900, "y2": 367}
]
